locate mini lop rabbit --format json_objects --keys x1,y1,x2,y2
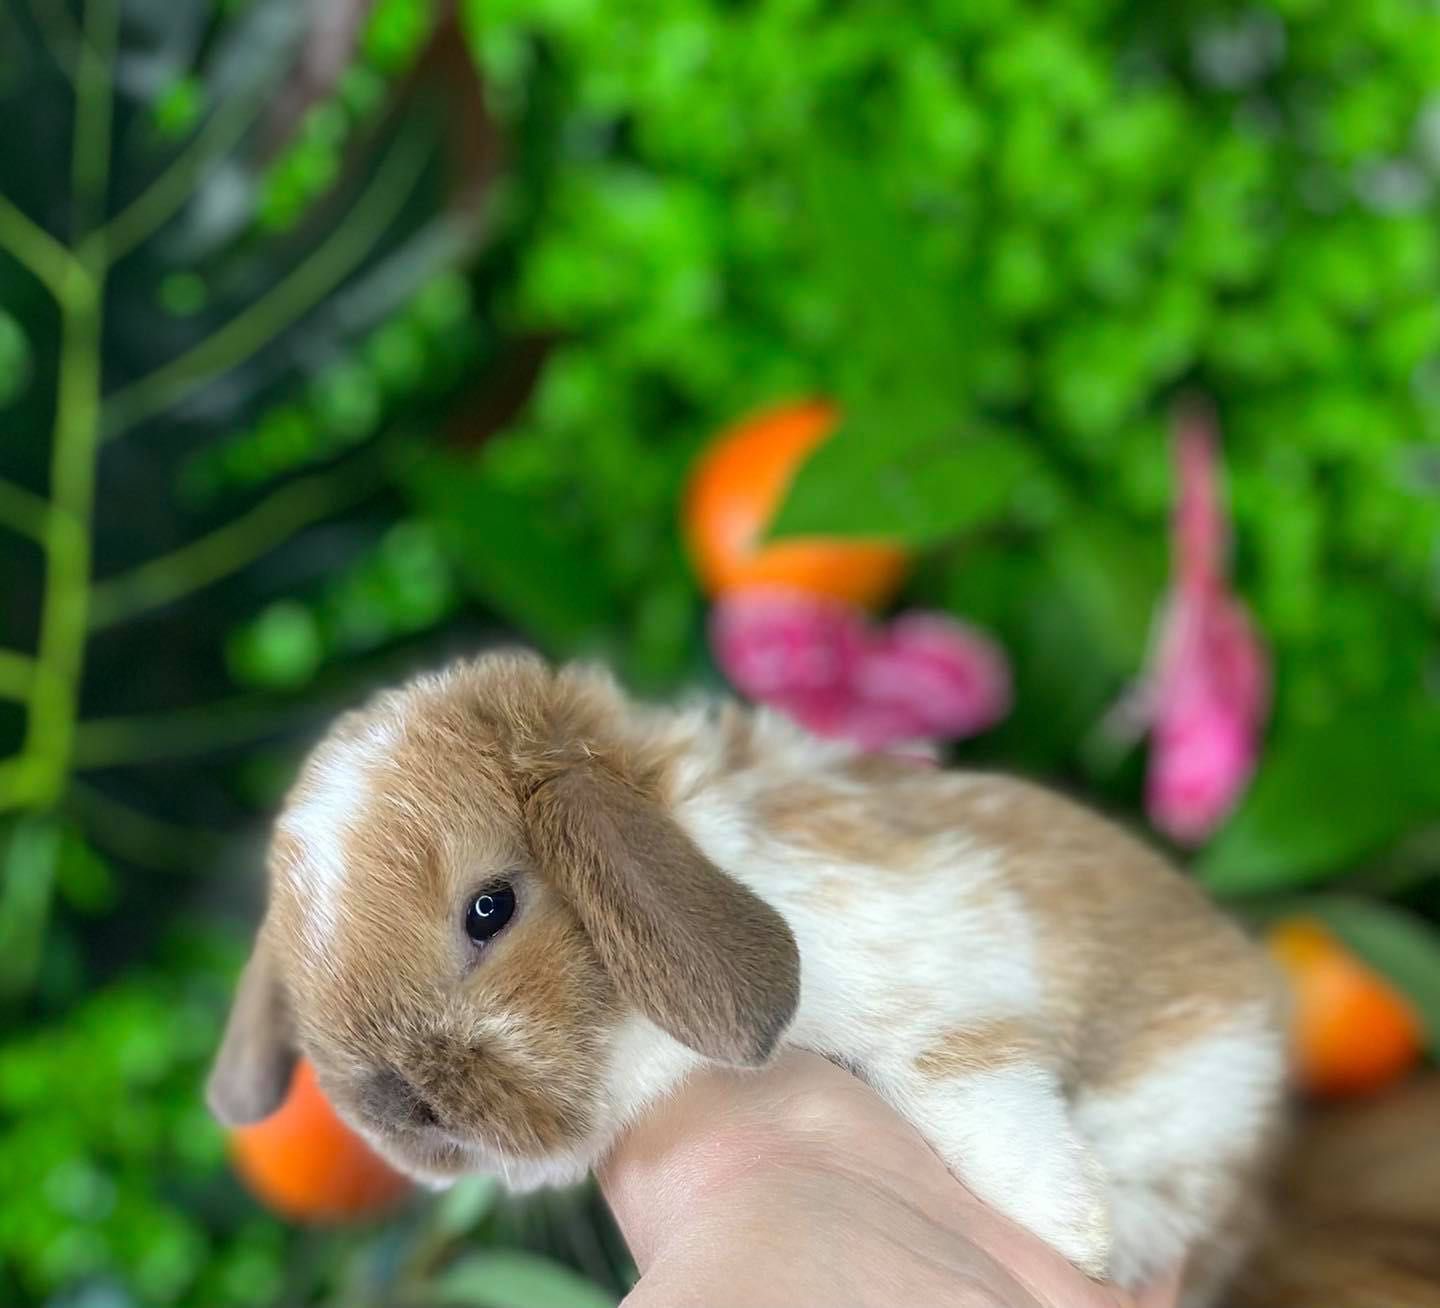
[{"x1": 209, "y1": 652, "x2": 1287, "y2": 1306}]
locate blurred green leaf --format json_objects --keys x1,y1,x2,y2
[
  {"x1": 151, "y1": 77, "x2": 205, "y2": 139},
  {"x1": 159, "y1": 273, "x2": 208, "y2": 317},
  {"x1": 769, "y1": 428, "x2": 1040, "y2": 546},
  {"x1": 1306, "y1": 896, "x2": 1440, "y2": 1054},
  {"x1": 0, "y1": 309, "x2": 32, "y2": 407},
  {"x1": 55, "y1": 827, "x2": 116, "y2": 914},
  {"x1": 1045, "y1": 519, "x2": 1164, "y2": 670},
  {"x1": 427, "y1": 1251, "x2": 616, "y2": 1308},
  {"x1": 404, "y1": 453, "x2": 614, "y2": 655},
  {"x1": 1200, "y1": 705, "x2": 1440, "y2": 895},
  {"x1": 801, "y1": 147, "x2": 972, "y2": 409},
  {"x1": 431, "y1": 1175, "x2": 501, "y2": 1238},
  {"x1": 226, "y1": 600, "x2": 324, "y2": 690},
  {"x1": 364, "y1": 0, "x2": 437, "y2": 75},
  {"x1": 0, "y1": 818, "x2": 61, "y2": 1000}
]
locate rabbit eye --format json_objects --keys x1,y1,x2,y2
[{"x1": 465, "y1": 883, "x2": 516, "y2": 945}]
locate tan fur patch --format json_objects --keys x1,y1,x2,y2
[
  {"x1": 914, "y1": 1018, "x2": 1042, "y2": 1080},
  {"x1": 928, "y1": 775, "x2": 1282, "y2": 1090},
  {"x1": 715, "y1": 702, "x2": 758, "y2": 772},
  {"x1": 754, "y1": 779, "x2": 942, "y2": 869}
]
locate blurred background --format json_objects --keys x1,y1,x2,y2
[{"x1": 2, "y1": 1, "x2": 1439, "y2": 1305}]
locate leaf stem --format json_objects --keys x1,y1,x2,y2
[
  {"x1": 21, "y1": 0, "x2": 115, "y2": 806},
  {"x1": 69, "y1": 0, "x2": 118, "y2": 242},
  {"x1": 89, "y1": 457, "x2": 383, "y2": 629},
  {"x1": 0, "y1": 816, "x2": 61, "y2": 999},
  {"x1": 71, "y1": 646, "x2": 425, "y2": 770},
  {"x1": 0, "y1": 650, "x2": 37, "y2": 701},
  {"x1": 66, "y1": 780, "x2": 221, "y2": 869},
  {"x1": 0, "y1": 194, "x2": 78, "y2": 301},
  {"x1": 72, "y1": 694, "x2": 321, "y2": 770},
  {"x1": 23, "y1": 0, "x2": 83, "y2": 83},
  {"x1": 95, "y1": 63, "x2": 286, "y2": 264},
  {"x1": 0, "y1": 756, "x2": 47, "y2": 814},
  {"x1": 0, "y1": 477, "x2": 52, "y2": 542},
  {"x1": 24, "y1": 269, "x2": 103, "y2": 804},
  {"x1": 101, "y1": 124, "x2": 434, "y2": 439}
]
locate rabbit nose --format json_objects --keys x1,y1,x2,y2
[{"x1": 364, "y1": 1065, "x2": 441, "y2": 1130}]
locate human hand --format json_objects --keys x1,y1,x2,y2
[{"x1": 601, "y1": 1051, "x2": 1181, "y2": 1308}]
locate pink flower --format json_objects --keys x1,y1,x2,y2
[
  {"x1": 1139, "y1": 402, "x2": 1270, "y2": 844},
  {"x1": 711, "y1": 590, "x2": 1010, "y2": 751}
]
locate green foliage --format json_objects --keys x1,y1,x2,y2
[
  {"x1": 151, "y1": 77, "x2": 206, "y2": 140},
  {"x1": 429, "y1": 1251, "x2": 618, "y2": 1308},
  {"x1": 258, "y1": 0, "x2": 440, "y2": 231},
  {"x1": 0, "y1": 943, "x2": 283, "y2": 1308},
  {"x1": 179, "y1": 271, "x2": 483, "y2": 505},
  {"x1": 456, "y1": 0, "x2": 1440, "y2": 893},
  {"x1": 1200, "y1": 699, "x2": 1440, "y2": 896},
  {"x1": 227, "y1": 522, "x2": 458, "y2": 690},
  {"x1": 771, "y1": 425, "x2": 1043, "y2": 546},
  {"x1": 404, "y1": 452, "x2": 618, "y2": 658},
  {"x1": 0, "y1": 819, "x2": 116, "y2": 1001},
  {"x1": 0, "y1": 3, "x2": 606, "y2": 1305},
  {"x1": 0, "y1": 308, "x2": 30, "y2": 407}
]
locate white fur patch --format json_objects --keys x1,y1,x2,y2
[
  {"x1": 281, "y1": 720, "x2": 399, "y2": 956},
  {"x1": 893, "y1": 1064, "x2": 1112, "y2": 1277},
  {"x1": 1074, "y1": 1005, "x2": 1284, "y2": 1178},
  {"x1": 600, "y1": 1016, "x2": 701, "y2": 1135},
  {"x1": 676, "y1": 772, "x2": 1042, "y2": 1073},
  {"x1": 1073, "y1": 1005, "x2": 1286, "y2": 1286}
]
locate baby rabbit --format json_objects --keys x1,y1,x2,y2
[{"x1": 208, "y1": 652, "x2": 1287, "y2": 1306}]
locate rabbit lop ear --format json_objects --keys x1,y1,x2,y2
[
  {"x1": 527, "y1": 766, "x2": 799, "y2": 1066},
  {"x1": 206, "y1": 935, "x2": 298, "y2": 1126}
]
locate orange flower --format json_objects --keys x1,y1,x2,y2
[
  {"x1": 683, "y1": 400, "x2": 908, "y2": 608},
  {"x1": 1268, "y1": 918, "x2": 1423, "y2": 1098},
  {"x1": 229, "y1": 1059, "x2": 411, "y2": 1223}
]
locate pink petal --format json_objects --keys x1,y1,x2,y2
[
  {"x1": 1174, "y1": 398, "x2": 1226, "y2": 592},
  {"x1": 710, "y1": 589, "x2": 1011, "y2": 751},
  {"x1": 1146, "y1": 597, "x2": 1264, "y2": 843},
  {"x1": 709, "y1": 589, "x2": 865, "y2": 699},
  {"x1": 1141, "y1": 403, "x2": 1271, "y2": 844},
  {"x1": 858, "y1": 613, "x2": 1012, "y2": 738},
  {"x1": 1148, "y1": 706, "x2": 1257, "y2": 844}
]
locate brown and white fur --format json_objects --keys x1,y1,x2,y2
[{"x1": 208, "y1": 652, "x2": 1288, "y2": 1306}]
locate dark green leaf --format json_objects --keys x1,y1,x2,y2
[
  {"x1": 431, "y1": 1176, "x2": 500, "y2": 1239},
  {"x1": 1306, "y1": 896, "x2": 1440, "y2": 1054},
  {"x1": 0, "y1": 817, "x2": 62, "y2": 1000},
  {"x1": 403, "y1": 453, "x2": 614, "y2": 655},
  {"x1": 775, "y1": 146, "x2": 1030, "y2": 550},
  {"x1": 427, "y1": 1251, "x2": 616, "y2": 1308},
  {"x1": 1045, "y1": 519, "x2": 1164, "y2": 671},
  {"x1": 768, "y1": 426, "x2": 1041, "y2": 546},
  {"x1": 55, "y1": 827, "x2": 116, "y2": 915},
  {"x1": 801, "y1": 147, "x2": 971, "y2": 406},
  {"x1": 0, "y1": 309, "x2": 31, "y2": 407},
  {"x1": 226, "y1": 601, "x2": 324, "y2": 690},
  {"x1": 1199, "y1": 705, "x2": 1440, "y2": 896}
]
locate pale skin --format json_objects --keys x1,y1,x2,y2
[{"x1": 601, "y1": 1052, "x2": 1183, "y2": 1308}]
